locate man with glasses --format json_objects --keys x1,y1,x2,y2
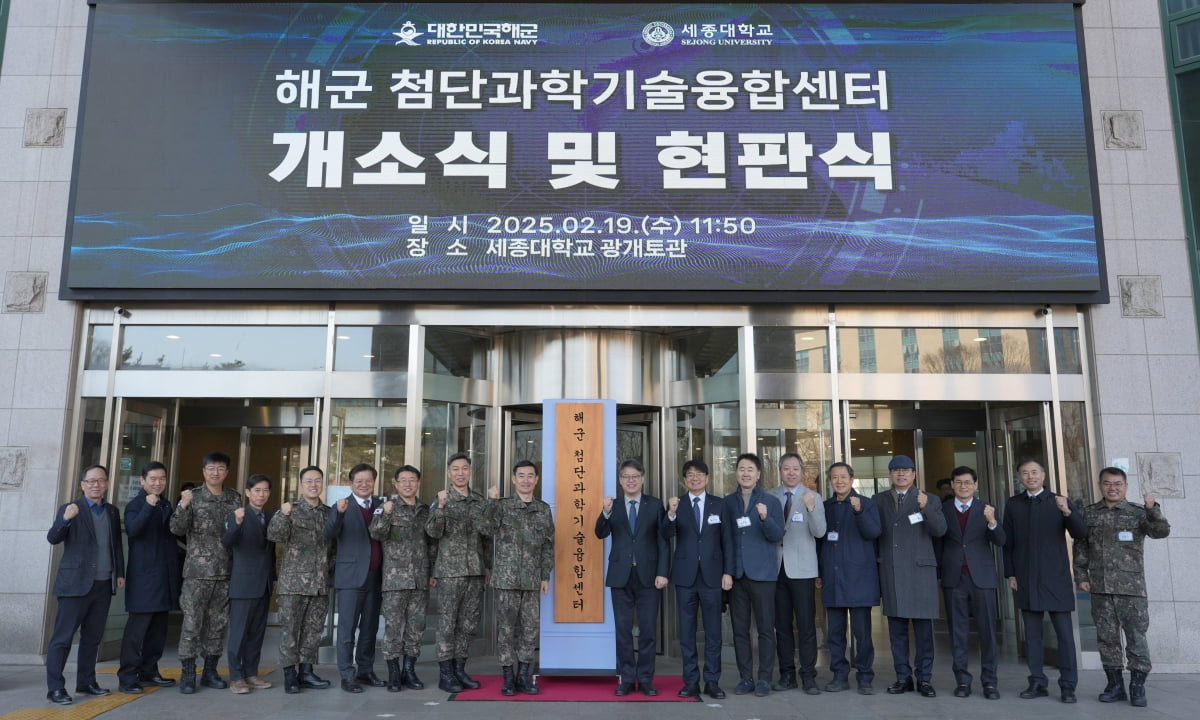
[
  {"x1": 596, "y1": 459, "x2": 669, "y2": 696},
  {"x1": 169, "y1": 451, "x2": 242, "y2": 694},
  {"x1": 45, "y1": 465, "x2": 125, "y2": 705},
  {"x1": 1074, "y1": 467, "x2": 1170, "y2": 708}
]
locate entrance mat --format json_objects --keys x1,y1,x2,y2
[{"x1": 449, "y1": 675, "x2": 701, "y2": 702}]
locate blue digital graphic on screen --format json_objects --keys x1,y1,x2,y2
[{"x1": 64, "y1": 2, "x2": 1102, "y2": 300}]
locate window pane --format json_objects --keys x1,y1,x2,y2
[
  {"x1": 424, "y1": 328, "x2": 492, "y2": 379},
  {"x1": 837, "y1": 328, "x2": 1049, "y2": 373},
  {"x1": 335, "y1": 326, "x2": 410, "y2": 371},
  {"x1": 674, "y1": 402, "x2": 740, "y2": 496},
  {"x1": 753, "y1": 327, "x2": 830, "y2": 372},
  {"x1": 86, "y1": 325, "x2": 113, "y2": 370},
  {"x1": 120, "y1": 326, "x2": 326, "y2": 370},
  {"x1": 756, "y1": 400, "x2": 833, "y2": 492},
  {"x1": 670, "y1": 328, "x2": 739, "y2": 380}
]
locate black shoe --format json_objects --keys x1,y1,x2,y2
[
  {"x1": 887, "y1": 678, "x2": 914, "y2": 694},
  {"x1": 983, "y1": 685, "x2": 1000, "y2": 700},
  {"x1": 640, "y1": 681, "x2": 658, "y2": 696},
  {"x1": 437, "y1": 660, "x2": 463, "y2": 693},
  {"x1": 517, "y1": 663, "x2": 538, "y2": 695},
  {"x1": 1061, "y1": 687, "x2": 1077, "y2": 703},
  {"x1": 704, "y1": 682, "x2": 726, "y2": 699},
  {"x1": 824, "y1": 678, "x2": 850, "y2": 692},
  {"x1": 614, "y1": 681, "x2": 634, "y2": 696},
  {"x1": 953, "y1": 684, "x2": 971, "y2": 698},
  {"x1": 755, "y1": 680, "x2": 771, "y2": 697},
  {"x1": 1019, "y1": 682, "x2": 1048, "y2": 699},
  {"x1": 47, "y1": 689, "x2": 73, "y2": 705},
  {"x1": 283, "y1": 666, "x2": 300, "y2": 694},
  {"x1": 75, "y1": 683, "x2": 110, "y2": 696},
  {"x1": 454, "y1": 658, "x2": 481, "y2": 690},
  {"x1": 678, "y1": 684, "x2": 700, "y2": 698},
  {"x1": 501, "y1": 667, "x2": 517, "y2": 697},
  {"x1": 119, "y1": 683, "x2": 144, "y2": 694},
  {"x1": 917, "y1": 681, "x2": 936, "y2": 698},
  {"x1": 357, "y1": 671, "x2": 386, "y2": 688},
  {"x1": 802, "y1": 679, "x2": 821, "y2": 695},
  {"x1": 341, "y1": 679, "x2": 363, "y2": 693},
  {"x1": 858, "y1": 684, "x2": 875, "y2": 695},
  {"x1": 734, "y1": 678, "x2": 755, "y2": 695},
  {"x1": 200, "y1": 656, "x2": 228, "y2": 689},
  {"x1": 386, "y1": 658, "x2": 403, "y2": 693},
  {"x1": 772, "y1": 672, "x2": 798, "y2": 691},
  {"x1": 140, "y1": 674, "x2": 176, "y2": 687},
  {"x1": 298, "y1": 664, "x2": 331, "y2": 689},
  {"x1": 401, "y1": 656, "x2": 425, "y2": 690}
]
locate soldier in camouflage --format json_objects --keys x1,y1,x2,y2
[
  {"x1": 425, "y1": 452, "x2": 492, "y2": 692},
  {"x1": 368, "y1": 464, "x2": 436, "y2": 692},
  {"x1": 168, "y1": 451, "x2": 241, "y2": 694},
  {"x1": 267, "y1": 465, "x2": 335, "y2": 694},
  {"x1": 1074, "y1": 466, "x2": 1170, "y2": 708},
  {"x1": 479, "y1": 460, "x2": 555, "y2": 696}
]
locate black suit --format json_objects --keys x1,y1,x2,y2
[
  {"x1": 938, "y1": 498, "x2": 1005, "y2": 688},
  {"x1": 46, "y1": 499, "x2": 125, "y2": 693},
  {"x1": 595, "y1": 494, "x2": 669, "y2": 685},
  {"x1": 662, "y1": 493, "x2": 732, "y2": 686},
  {"x1": 222, "y1": 507, "x2": 275, "y2": 681},
  {"x1": 325, "y1": 495, "x2": 384, "y2": 680},
  {"x1": 118, "y1": 491, "x2": 180, "y2": 687}
]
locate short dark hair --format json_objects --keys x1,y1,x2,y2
[
  {"x1": 299, "y1": 465, "x2": 323, "y2": 479},
  {"x1": 245, "y1": 473, "x2": 272, "y2": 491},
  {"x1": 81, "y1": 464, "x2": 108, "y2": 482},
  {"x1": 141, "y1": 461, "x2": 166, "y2": 478},
  {"x1": 951, "y1": 466, "x2": 977, "y2": 483},
  {"x1": 779, "y1": 452, "x2": 803, "y2": 469},
  {"x1": 736, "y1": 453, "x2": 762, "y2": 473},
  {"x1": 348, "y1": 463, "x2": 377, "y2": 481},
  {"x1": 1017, "y1": 457, "x2": 1046, "y2": 473},
  {"x1": 619, "y1": 459, "x2": 645, "y2": 476},
  {"x1": 828, "y1": 461, "x2": 854, "y2": 478},
  {"x1": 512, "y1": 459, "x2": 539, "y2": 475},
  {"x1": 682, "y1": 459, "x2": 709, "y2": 477},
  {"x1": 202, "y1": 451, "x2": 232, "y2": 468},
  {"x1": 1099, "y1": 466, "x2": 1128, "y2": 483},
  {"x1": 394, "y1": 465, "x2": 421, "y2": 481},
  {"x1": 448, "y1": 452, "x2": 472, "y2": 467}
]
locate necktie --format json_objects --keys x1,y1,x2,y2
[
  {"x1": 258, "y1": 510, "x2": 267, "y2": 529},
  {"x1": 784, "y1": 491, "x2": 793, "y2": 519},
  {"x1": 897, "y1": 492, "x2": 906, "y2": 507},
  {"x1": 693, "y1": 496, "x2": 702, "y2": 528},
  {"x1": 628, "y1": 500, "x2": 638, "y2": 533}
]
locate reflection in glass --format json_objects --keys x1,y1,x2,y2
[
  {"x1": 420, "y1": 401, "x2": 491, "y2": 504},
  {"x1": 120, "y1": 326, "x2": 326, "y2": 371},
  {"x1": 753, "y1": 328, "x2": 830, "y2": 373},
  {"x1": 424, "y1": 328, "x2": 492, "y2": 379},
  {"x1": 670, "y1": 328, "x2": 738, "y2": 380},
  {"x1": 755, "y1": 400, "x2": 833, "y2": 492},
  {"x1": 329, "y1": 400, "x2": 406, "y2": 495},
  {"x1": 838, "y1": 328, "x2": 1052, "y2": 374},
  {"x1": 86, "y1": 325, "x2": 113, "y2": 370},
  {"x1": 674, "y1": 402, "x2": 740, "y2": 497},
  {"x1": 335, "y1": 326, "x2": 410, "y2": 371}
]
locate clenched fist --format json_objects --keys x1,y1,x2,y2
[
  {"x1": 803, "y1": 493, "x2": 817, "y2": 512},
  {"x1": 179, "y1": 489, "x2": 193, "y2": 508},
  {"x1": 63, "y1": 503, "x2": 79, "y2": 521},
  {"x1": 336, "y1": 497, "x2": 349, "y2": 513},
  {"x1": 280, "y1": 502, "x2": 293, "y2": 516},
  {"x1": 437, "y1": 490, "x2": 449, "y2": 508},
  {"x1": 145, "y1": 494, "x2": 159, "y2": 507},
  {"x1": 666, "y1": 496, "x2": 679, "y2": 516},
  {"x1": 916, "y1": 491, "x2": 928, "y2": 509},
  {"x1": 382, "y1": 500, "x2": 395, "y2": 514},
  {"x1": 1055, "y1": 495, "x2": 1071, "y2": 515},
  {"x1": 233, "y1": 507, "x2": 245, "y2": 524},
  {"x1": 849, "y1": 496, "x2": 861, "y2": 512},
  {"x1": 982, "y1": 504, "x2": 996, "y2": 525},
  {"x1": 602, "y1": 496, "x2": 614, "y2": 514}
]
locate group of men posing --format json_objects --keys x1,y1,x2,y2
[
  {"x1": 44, "y1": 451, "x2": 555, "y2": 704},
  {"x1": 44, "y1": 449, "x2": 1168, "y2": 709},
  {"x1": 596, "y1": 453, "x2": 1169, "y2": 709}
]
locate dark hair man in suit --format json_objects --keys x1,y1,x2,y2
[
  {"x1": 223, "y1": 473, "x2": 276, "y2": 693},
  {"x1": 45, "y1": 464, "x2": 126, "y2": 705},
  {"x1": 118, "y1": 461, "x2": 180, "y2": 694},
  {"x1": 595, "y1": 458, "x2": 669, "y2": 697},
  {"x1": 662, "y1": 459, "x2": 732, "y2": 700},
  {"x1": 938, "y1": 466, "x2": 1005, "y2": 700}
]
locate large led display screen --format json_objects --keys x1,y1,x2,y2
[{"x1": 63, "y1": 2, "x2": 1104, "y2": 302}]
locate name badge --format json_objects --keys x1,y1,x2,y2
[
  {"x1": 707, "y1": 515, "x2": 721, "y2": 525},
  {"x1": 1118, "y1": 530, "x2": 1134, "y2": 542},
  {"x1": 826, "y1": 531, "x2": 839, "y2": 541},
  {"x1": 373, "y1": 507, "x2": 384, "y2": 515},
  {"x1": 792, "y1": 512, "x2": 805, "y2": 523},
  {"x1": 908, "y1": 512, "x2": 924, "y2": 525},
  {"x1": 736, "y1": 516, "x2": 752, "y2": 528}
]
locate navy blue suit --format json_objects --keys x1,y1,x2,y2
[
  {"x1": 325, "y1": 495, "x2": 384, "y2": 680},
  {"x1": 938, "y1": 498, "x2": 1005, "y2": 688},
  {"x1": 46, "y1": 498, "x2": 125, "y2": 693},
  {"x1": 723, "y1": 487, "x2": 785, "y2": 684},
  {"x1": 118, "y1": 491, "x2": 180, "y2": 687},
  {"x1": 223, "y1": 507, "x2": 275, "y2": 681},
  {"x1": 662, "y1": 493, "x2": 732, "y2": 686},
  {"x1": 596, "y1": 494, "x2": 669, "y2": 685}
]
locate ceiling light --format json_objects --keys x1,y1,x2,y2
[{"x1": 165, "y1": 334, "x2": 180, "y2": 340}]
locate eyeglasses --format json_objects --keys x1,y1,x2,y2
[
  {"x1": 300, "y1": 478, "x2": 324, "y2": 485},
  {"x1": 684, "y1": 472, "x2": 707, "y2": 479},
  {"x1": 1100, "y1": 481, "x2": 1126, "y2": 488},
  {"x1": 81, "y1": 478, "x2": 108, "y2": 485},
  {"x1": 951, "y1": 478, "x2": 975, "y2": 485},
  {"x1": 204, "y1": 465, "x2": 229, "y2": 472},
  {"x1": 619, "y1": 474, "x2": 643, "y2": 480}
]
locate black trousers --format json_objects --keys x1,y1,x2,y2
[
  {"x1": 775, "y1": 574, "x2": 818, "y2": 681},
  {"x1": 336, "y1": 570, "x2": 383, "y2": 679},
  {"x1": 730, "y1": 577, "x2": 776, "y2": 683},
  {"x1": 827, "y1": 606, "x2": 874, "y2": 686},
  {"x1": 944, "y1": 571, "x2": 1000, "y2": 687},
  {"x1": 611, "y1": 572, "x2": 660, "y2": 684},
  {"x1": 676, "y1": 581, "x2": 723, "y2": 685},
  {"x1": 46, "y1": 580, "x2": 112, "y2": 692},
  {"x1": 887, "y1": 616, "x2": 935, "y2": 682},
  {"x1": 1023, "y1": 609, "x2": 1078, "y2": 689},
  {"x1": 227, "y1": 594, "x2": 270, "y2": 680},
  {"x1": 118, "y1": 610, "x2": 169, "y2": 685}
]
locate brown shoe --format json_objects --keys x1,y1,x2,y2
[
  {"x1": 230, "y1": 680, "x2": 251, "y2": 695},
  {"x1": 245, "y1": 676, "x2": 273, "y2": 689}
]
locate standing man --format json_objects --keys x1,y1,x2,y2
[
  {"x1": 45, "y1": 464, "x2": 126, "y2": 705},
  {"x1": 874, "y1": 454, "x2": 947, "y2": 698},
  {"x1": 938, "y1": 466, "x2": 1005, "y2": 700},
  {"x1": 1074, "y1": 467, "x2": 1170, "y2": 708},
  {"x1": 595, "y1": 458, "x2": 669, "y2": 696},
  {"x1": 222, "y1": 473, "x2": 276, "y2": 694},
  {"x1": 117, "y1": 461, "x2": 180, "y2": 694},
  {"x1": 426, "y1": 452, "x2": 491, "y2": 692},
  {"x1": 724, "y1": 453, "x2": 785, "y2": 698},
  {"x1": 369, "y1": 465, "x2": 435, "y2": 692},
  {"x1": 770, "y1": 452, "x2": 826, "y2": 694},
  {"x1": 325, "y1": 463, "x2": 385, "y2": 693},
  {"x1": 661, "y1": 459, "x2": 732, "y2": 700},
  {"x1": 479, "y1": 460, "x2": 555, "y2": 696},
  {"x1": 169, "y1": 450, "x2": 242, "y2": 694},
  {"x1": 1002, "y1": 457, "x2": 1088, "y2": 703},
  {"x1": 819, "y1": 462, "x2": 882, "y2": 695},
  {"x1": 268, "y1": 465, "x2": 335, "y2": 694}
]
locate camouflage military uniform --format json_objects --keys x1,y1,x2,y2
[
  {"x1": 479, "y1": 496, "x2": 555, "y2": 666},
  {"x1": 1074, "y1": 500, "x2": 1170, "y2": 672},
  {"x1": 268, "y1": 500, "x2": 334, "y2": 667},
  {"x1": 426, "y1": 488, "x2": 492, "y2": 661},
  {"x1": 369, "y1": 500, "x2": 435, "y2": 659},
  {"x1": 169, "y1": 485, "x2": 241, "y2": 659}
]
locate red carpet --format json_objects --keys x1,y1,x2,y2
[{"x1": 448, "y1": 675, "x2": 701, "y2": 702}]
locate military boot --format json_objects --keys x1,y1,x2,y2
[
  {"x1": 179, "y1": 658, "x2": 197, "y2": 695},
  {"x1": 455, "y1": 658, "x2": 481, "y2": 689},
  {"x1": 438, "y1": 660, "x2": 464, "y2": 693},
  {"x1": 386, "y1": 658, "x2": 403, "y2": 693},
  {"x1": 283, "y1": 666, "x2": 301, "y2": 694},
  {"x1": 298, "y1": 663, "x2": 331, "y2": 689},
  {"x1": 402, "y1": 656, "x2": 425, "y2": 690},
  {"x1": 1129, "y1": 671, "x2": 1148, "y2": 707},
  {"x1": 1099, "y1": 669, "x2": 1127, "y2": 703},
  {"x1": 501, "y1": 666, "x2": 517, "y2": 696},
  {"x1": 517, "y1": 662, "x2": 539, "y2": 695},
  {"x1": 200, "y1": 656, "x2": 228, "y2": 689}
]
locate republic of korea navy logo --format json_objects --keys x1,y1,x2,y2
[{"x1": 642, "y1": 22, "x2": 674, "y2": 47}]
